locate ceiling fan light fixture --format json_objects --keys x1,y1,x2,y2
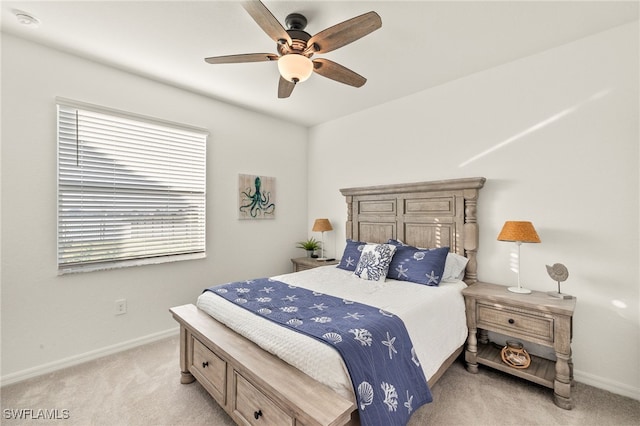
[
  {"x1": 205, "y1": 1, "x2": 382, "y2": 98},
  {"x1": 278, "y1": 54, "x2": 313, "y2": 83}
]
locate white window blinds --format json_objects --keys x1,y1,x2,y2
[{"x1": 57, "y1": 100, "x2": 207, "y2": 272}]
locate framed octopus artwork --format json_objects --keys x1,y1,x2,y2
[{"x1": 238, "y1": 174, "x2": 276, "y2": 220}]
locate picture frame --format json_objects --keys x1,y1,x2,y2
[{"x1": 238, "y1": 174, "x2": 276, "y2": 220}]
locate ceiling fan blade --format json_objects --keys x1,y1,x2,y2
[
  {"x1": 242, "y1": 0, "x2": 292, "y2": 46},
  {"x1": 307, "y1": 11, "x2": 381, "y2": 54},
  {"x1": 205, "y1": 53, "x2": 278, "y2": 64},
  {"x1": 278, "y1": 76, "x2": 296, "y2": 98},
  {"x1": 312, "y1": 58, "x2": 366, "y2": 87}
]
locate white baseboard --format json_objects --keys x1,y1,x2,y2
[
  {"x1": 1, "y1": 327, "x2": 180, "y2": 387},
  {"x1": 574, "y1": 369, "x2": 640, "y2": 401}
]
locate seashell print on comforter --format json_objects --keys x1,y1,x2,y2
[{"x1": 206, "y1": 277, "x2": 432, "y2": 426}]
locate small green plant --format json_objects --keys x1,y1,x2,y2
[{"x1": 296, "y1": 237, "x2": 321, "y2": 251}]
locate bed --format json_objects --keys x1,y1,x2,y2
[{"x1": 170, "y1": 177, "x2": 486, "y2": 426}]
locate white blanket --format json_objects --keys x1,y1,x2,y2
[{"x1": 196, "y1": 265, "x2": 468, "y2": 401}]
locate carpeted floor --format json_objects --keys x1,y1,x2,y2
[{"x1": 1, "y1": 335, "x2": 638, "y2": 425}]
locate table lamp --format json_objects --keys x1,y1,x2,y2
[
  {"x1": 312, "y1": 218, "x2": 333, "y2": 260},
  {"x1": 497, "y1": 221, "x2": 541, "y2": 294}
]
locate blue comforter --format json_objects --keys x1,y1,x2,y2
[{"x1": 205, "y1": 277, "x2": 432, "y2": 425}]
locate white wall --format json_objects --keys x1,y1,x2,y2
[
  {"x1": 308, "y1": 22, "x2": 639, "y2": 399},
  {"x1": 0, "y1": 34, "x2": 309, "y2": 381}
]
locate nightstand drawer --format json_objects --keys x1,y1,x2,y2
[
  {"x1": 294, "y1": 263, "x2": 315, "y2": 272},
  {"x1": 291, "y1": 257, "x2": 338, "y2": 272},
  {"x1": 477, "y1": 302, "x2": 554, "y2": 343}
]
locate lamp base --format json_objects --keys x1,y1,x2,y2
[{"x1": 508, "y1": 286, "x2": 532, "y2": 294}]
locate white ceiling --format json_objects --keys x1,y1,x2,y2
[{"x1": 2, "y1": 1, "x2": 638, "y2": 127}]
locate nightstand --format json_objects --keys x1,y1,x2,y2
[
  {"x1": 462, "y1": 282, "x2": 576, "y2": 409},
  {"x1": 291, "y1": 257, "x2": 338, "y2": 272}
]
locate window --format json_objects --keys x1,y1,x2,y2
[{"x1": 57, "y1": 99, "x2": 207, "y2": 273}]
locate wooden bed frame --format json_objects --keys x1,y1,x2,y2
[{"x1": 171, "y1": 177, "x2": 486, "y2": 426}]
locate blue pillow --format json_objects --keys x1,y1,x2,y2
[
  {"x1": 337, "y1": 239, "x2": 366, "y2": 271},
  {"x1": 387, "y1": 240, "x2": 449, "y2": 286}
]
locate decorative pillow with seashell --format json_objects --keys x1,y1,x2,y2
[
  {"x1": 386, "y1": 240, "x2": 449, "y2": 286},
  {"x1": 388, "y1": 239, "x2": 465, "y2": 283}
]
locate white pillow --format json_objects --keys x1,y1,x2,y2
[
  {"x1": 353, "y1": 244, "x2": 397, "y2": 282},
  {"x1": 442, "y1": 253, "x2": 469, "y2": 282}
]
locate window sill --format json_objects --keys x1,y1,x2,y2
[{"x1": 58, "y1": 252, "x2": 206, "y2": 275}]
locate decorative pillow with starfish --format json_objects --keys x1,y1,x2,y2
[
  {"x1": 386, "y1": 242, "x2": 449, "y2": 286},
  {"x1": 337, "y1": 239, "x2": 367, "y2": 271}
]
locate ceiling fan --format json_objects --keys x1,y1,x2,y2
[{"x1": 205, "y1": 0, "x2": 382, "y2": 98}]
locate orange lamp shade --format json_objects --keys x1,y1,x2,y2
[
  {"x1": 497, "y1": 221, "x2": 541, "y2": 243},
  {"x1": 312, "y1": 218, "x2": 333, "y2": 232}
]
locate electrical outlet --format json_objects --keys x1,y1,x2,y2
[{"x1": 115, "y1": 299, "x2": 127, "y2": 315}]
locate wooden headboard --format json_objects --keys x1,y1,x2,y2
[{"x1": 340, "y1": 177, "x2": 486, "y2": 283}]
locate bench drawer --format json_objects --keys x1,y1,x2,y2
[
  {"x1": 191, "y1": 337, "x2": 227, "y2": 404},
  {"x1": 233, "y1": 371, "x2": 294, "y2": 426}
]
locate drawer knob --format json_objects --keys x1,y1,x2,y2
[
  {"x1": 202, "y1": 361, "x2": 209, "y2": 368},
  {"x1": 254, "y1": 410, "x2": 263, "y2": 420},
  {"x1": 508, "y1": 318, "x2": 515, "y2": 324}
]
